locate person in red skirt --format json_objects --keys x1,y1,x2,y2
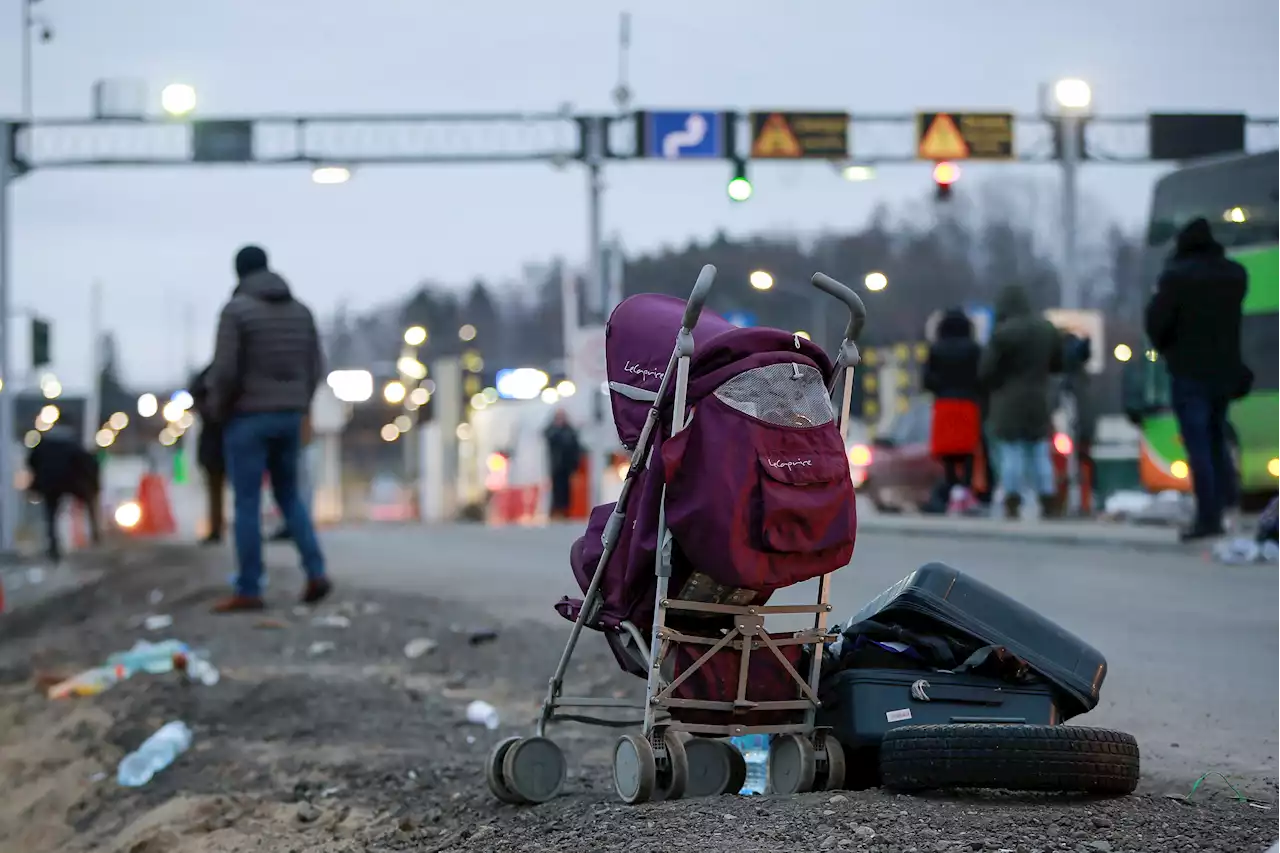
[{"x1": 924, "y1": 308, "x2": 983, "y2": 513}]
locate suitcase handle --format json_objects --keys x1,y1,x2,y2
[{"x1": 910, "y1": 681, "x2": 1004, "y2": 706}]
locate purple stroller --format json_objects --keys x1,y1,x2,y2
[{"x1": 486, "y1": 267, "x2": 868, "y2": 805}]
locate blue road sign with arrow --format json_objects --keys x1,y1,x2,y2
[{"x1": 640, "y1": 111, "x2": 725, "y2": 159}]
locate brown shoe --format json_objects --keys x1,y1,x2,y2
[
  {"x1": 301, "y1": 577, "x2": 333, "y2": 605},
  {"x1": 211, "y1": 595, "x2": 265, "y2": 613}
]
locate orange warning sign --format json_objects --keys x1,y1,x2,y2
[
  {"x1": 918, "y1": 114, "x2": 969, "y2": 160},
  {"x1": 916, "y1": 112, "x2": 1014, "y2": 160},
  {"x1": 749, "y1": 111, "x2": 848, "y2": 159},
  {"x1": 752, "y1": 114, "x2": 802, "y2": 158}
]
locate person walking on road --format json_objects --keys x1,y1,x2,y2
[
  {"x1": 923, "y1": 307, "x2": 983, "y2": 514},
  {"x1": 191, "y1": 364, "x2": 226, "y2": 545},
  {"x1": 27, "y1": 426, "x2": 100, "y2": 562},
  {"x1": 544, "y1": 409, "x2": 583, "y2": 520},
  {"x1": 1145, "y1": 217, "x2": 1249, "y2": 542},
  {"x1": 205, "y1": 244, "x2": 331, "y2": 612},
  {"x1": 978, "y1": 285, "x2": 1065, "y2": 520}
]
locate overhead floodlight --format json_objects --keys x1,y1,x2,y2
[
  {"x1": 160, "y1": 83, "x2": 197, "y2": 117},
  {"x1": 326, "y1": 369, "x2": 374, "y2": 403}
]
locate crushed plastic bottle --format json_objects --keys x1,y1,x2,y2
[
  {"x1": 730, "y1": 734, "x2": 770, "y2": 795},
  {"x1": 107, "y1": 639, "x2": 189, "y2": 676},
  {"x1": 116, "y1": 720, "x2": 193, "y2": 787}
]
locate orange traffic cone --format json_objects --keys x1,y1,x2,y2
[{"x1": 134, "y1": 473, "x2": 177, "y2": 537}]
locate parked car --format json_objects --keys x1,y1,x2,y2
[{"x1": 862, "y1": 397, "x2": 1072, "y2": 513}]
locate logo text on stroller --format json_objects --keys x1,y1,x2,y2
[
  {"x1": 624, "y1": 361, "x2": 665, "y2": 383},
  {"x1": 768, "y1": 458, "x2": 813, "y2": 469}
]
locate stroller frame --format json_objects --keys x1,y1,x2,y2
[{"x1": 486, "y1": 267, "x2": 867, "y2": 806}]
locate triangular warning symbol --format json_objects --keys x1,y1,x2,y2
[
  {"x1": 752, "y1": 114, "x2": 803, "y2": 158},
  {"x1": 918, "y1": 113, "x2": 970, "y2": 160}
]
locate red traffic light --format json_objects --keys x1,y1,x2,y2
[{"x1": 932, "y1": 161, "x2": 961, "y2": 185}]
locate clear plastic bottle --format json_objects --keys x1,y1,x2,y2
[
  {"x1": 116, "y1": 721, "x2": 193, "y2": 787},
  {"x1": 730, "y1": 734, "x2": 770, "y2": 795},
  {"x1": 107, "y1": 640, "x2": 189, "y2": 675}
]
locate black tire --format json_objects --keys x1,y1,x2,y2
[{"x1": 879, "y1": 724, "x2": 1139, "y2": 796}]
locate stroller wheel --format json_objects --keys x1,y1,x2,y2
[
  {"x1": 500, "y1": 737, "x2": 566, "y2": 804},
  {"x1": 485, "y1": 737, "x2": 527, "y2": 804},
  {"x1": 768, "y1": 733, "x2": 817, "y2": 795},
  {"x1": 613, "y1": 734, "x2": 658, "y2": 804},
  {"x1": 816, "y1": 736, "x2": 847, "y2": 791},
  {"x1": 656, "y1": 729, "x2": 689, "y2": 801},
  {"x1": 684, "y1": 738, "x2": 746, "y2": 798}
]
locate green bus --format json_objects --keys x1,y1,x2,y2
[{"x1": 1132, "y1": 150, "x2": 1278, "y2": 503}]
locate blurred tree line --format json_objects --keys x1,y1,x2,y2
[{"x1": 324, "y1": 178, "x2": 1149, "y2": 414}]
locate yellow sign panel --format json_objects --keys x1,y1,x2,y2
[
  {"x1": 749, "y1": 111, "x2": 849, "y2": 159},
  {"x1": 916, "y1": 112, "x2": 1015, "y2": 160},
  {"x1": 918, "y1": 113, "x2": 969, "y2": 160},
  {"x1": 752, "y1": 113, "x2": 802, "y2": 158}
]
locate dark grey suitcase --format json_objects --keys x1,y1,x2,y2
[
  {"x1": 817, "y1": 668, "x2": 1060, "y2": 750},
  {"x1": 844, "y1": 563, "x2": 1106, "y2": 719}
]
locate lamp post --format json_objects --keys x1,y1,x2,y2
[
  {"x1": 746, "y1": 270, "x2": 827, "y2": 347},
  {"x1": 1050, "y1": 78, "x2": 1092, "y2": 311},
  {"x1": 1049, "y1": 78, "x2": 1092, "y2": 518},
  {"x1": 21, "y1": 0, "x2": 54, "y2": 120}
]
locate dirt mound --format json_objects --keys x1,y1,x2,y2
[{"x1": 0, "y1": 543, "x2": 1273, "y2": 853}]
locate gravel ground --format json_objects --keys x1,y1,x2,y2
[{"x1": 0, "y1": 542, "x2": 1275, "y2": 853}]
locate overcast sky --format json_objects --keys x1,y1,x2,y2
[{"x1": 2, "y1": 0, "x2": 1276, "y2": 388}]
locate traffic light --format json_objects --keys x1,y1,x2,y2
[
  {"x1": 31, "y1": 317, "x2": 51, "y2": 368},
  {"x1": 727, "y1": 158, "x2": 752, "y2": 202},
  {"x1": 932, "y1": 160, "x2": 960, "y2": 201}
]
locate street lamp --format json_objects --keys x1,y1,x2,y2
[
  {"x1": 1113, "y1": 344, "x2": 1133, "y2": 363},
  {"x1": 1053, "y1": 78, "x2": 1093, "y2": 112},
  {"x1": 840, "y1": 164, "x2": 876, "y2": 182},
  {"x1": 383, "y1": 380, "x2": 406, "y2": 405},
  {"x1": 458, "y1": 324, "x2": 477, "y2": 342},
  {"x1": 137, "y1": 393, "x2": 159, "y2": 418},
  {"x1": 311, "y1": 165, "x2": 351, "y2": 185},
  {"x1": 160, "y1": 83, "x2": 197, "y2": 117},
  {"x1": 864, "y1": 272, "x2": 888, "y2": 292},
  {"x1": 404, "y1": 326, "x2": 428, "y2": 347},
  {"x1": 326, "y1": 369, "x2": 373, "y2": 403},
  {"x1": 749, "y1": 270, "x2": 775, "y2": 291}
]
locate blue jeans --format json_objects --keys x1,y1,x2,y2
[
  {"x1": 1170, "y1": 376, "x2": 1237, "y2": 530},
  {"x1": 995, "y1": 440, "x2": 1054, "y2": 498},
  {"x1": 224, "y1": 411, "x2": 326, "y2": 597}
]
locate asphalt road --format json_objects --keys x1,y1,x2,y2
[{"x1": 308, "y1": 521, "x2": 1278, "y2": 795}]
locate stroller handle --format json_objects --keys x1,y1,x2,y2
[
  {"x1": 681, "y1": 264, "x2": 718, "y2": 330},
  {"x1": 811, "y1": 272, "x2": 867, "y2": 342}
]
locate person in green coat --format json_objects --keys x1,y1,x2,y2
[{"x1": 978, "y1": 285, "x2": 1065, "y2": 519}]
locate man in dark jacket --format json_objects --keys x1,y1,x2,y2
[
  {"x1": 206, "y1": 245, "x2": 331, "y2": 611},
  {"x1": 27, "y1": 426, "x2": 100, "y2": 561},
  {"x1": 923, "y1": 308, "x2": 983, "y2": 511},
  {"x1": 1145, "y1": 218, "x2": 1248, "y2": 541},
  {"x1": 978, "y1": 285, "x2": 1065, "y2": 519},
  {"x1": 191, "y1": 365, "x2": 226, "y2": 545}
]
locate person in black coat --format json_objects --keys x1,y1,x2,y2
[
  {"x1": 923, "y1": 308, "x2": 983, "y2": 509},
  {"x1": 1145, "y1": 218, "x2": 1249, "y2": 541},
  {"x1": 191, "y1": 365, "x2": 226, "y2": 544},
  {"x1": 27, "y1": 426, "x2": 100, "y2": 561},
  {"x1": 544, "y1": 409, "x2": 583, "y2": 519}
]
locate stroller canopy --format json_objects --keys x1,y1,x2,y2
[{"x1": 605, "y1": 294, "x2": 737, "y2": 448}]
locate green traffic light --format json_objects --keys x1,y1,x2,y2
[{"x1": 727, "y1": 176, "x2": 753, "y2": 202}]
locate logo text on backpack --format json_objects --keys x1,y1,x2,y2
[
  {"x1": 624, "y1": 361, "x2": 665, "y2": 383},
  {"x1": 768, "y1": 459, "x2": 813, "y2": 470}
]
